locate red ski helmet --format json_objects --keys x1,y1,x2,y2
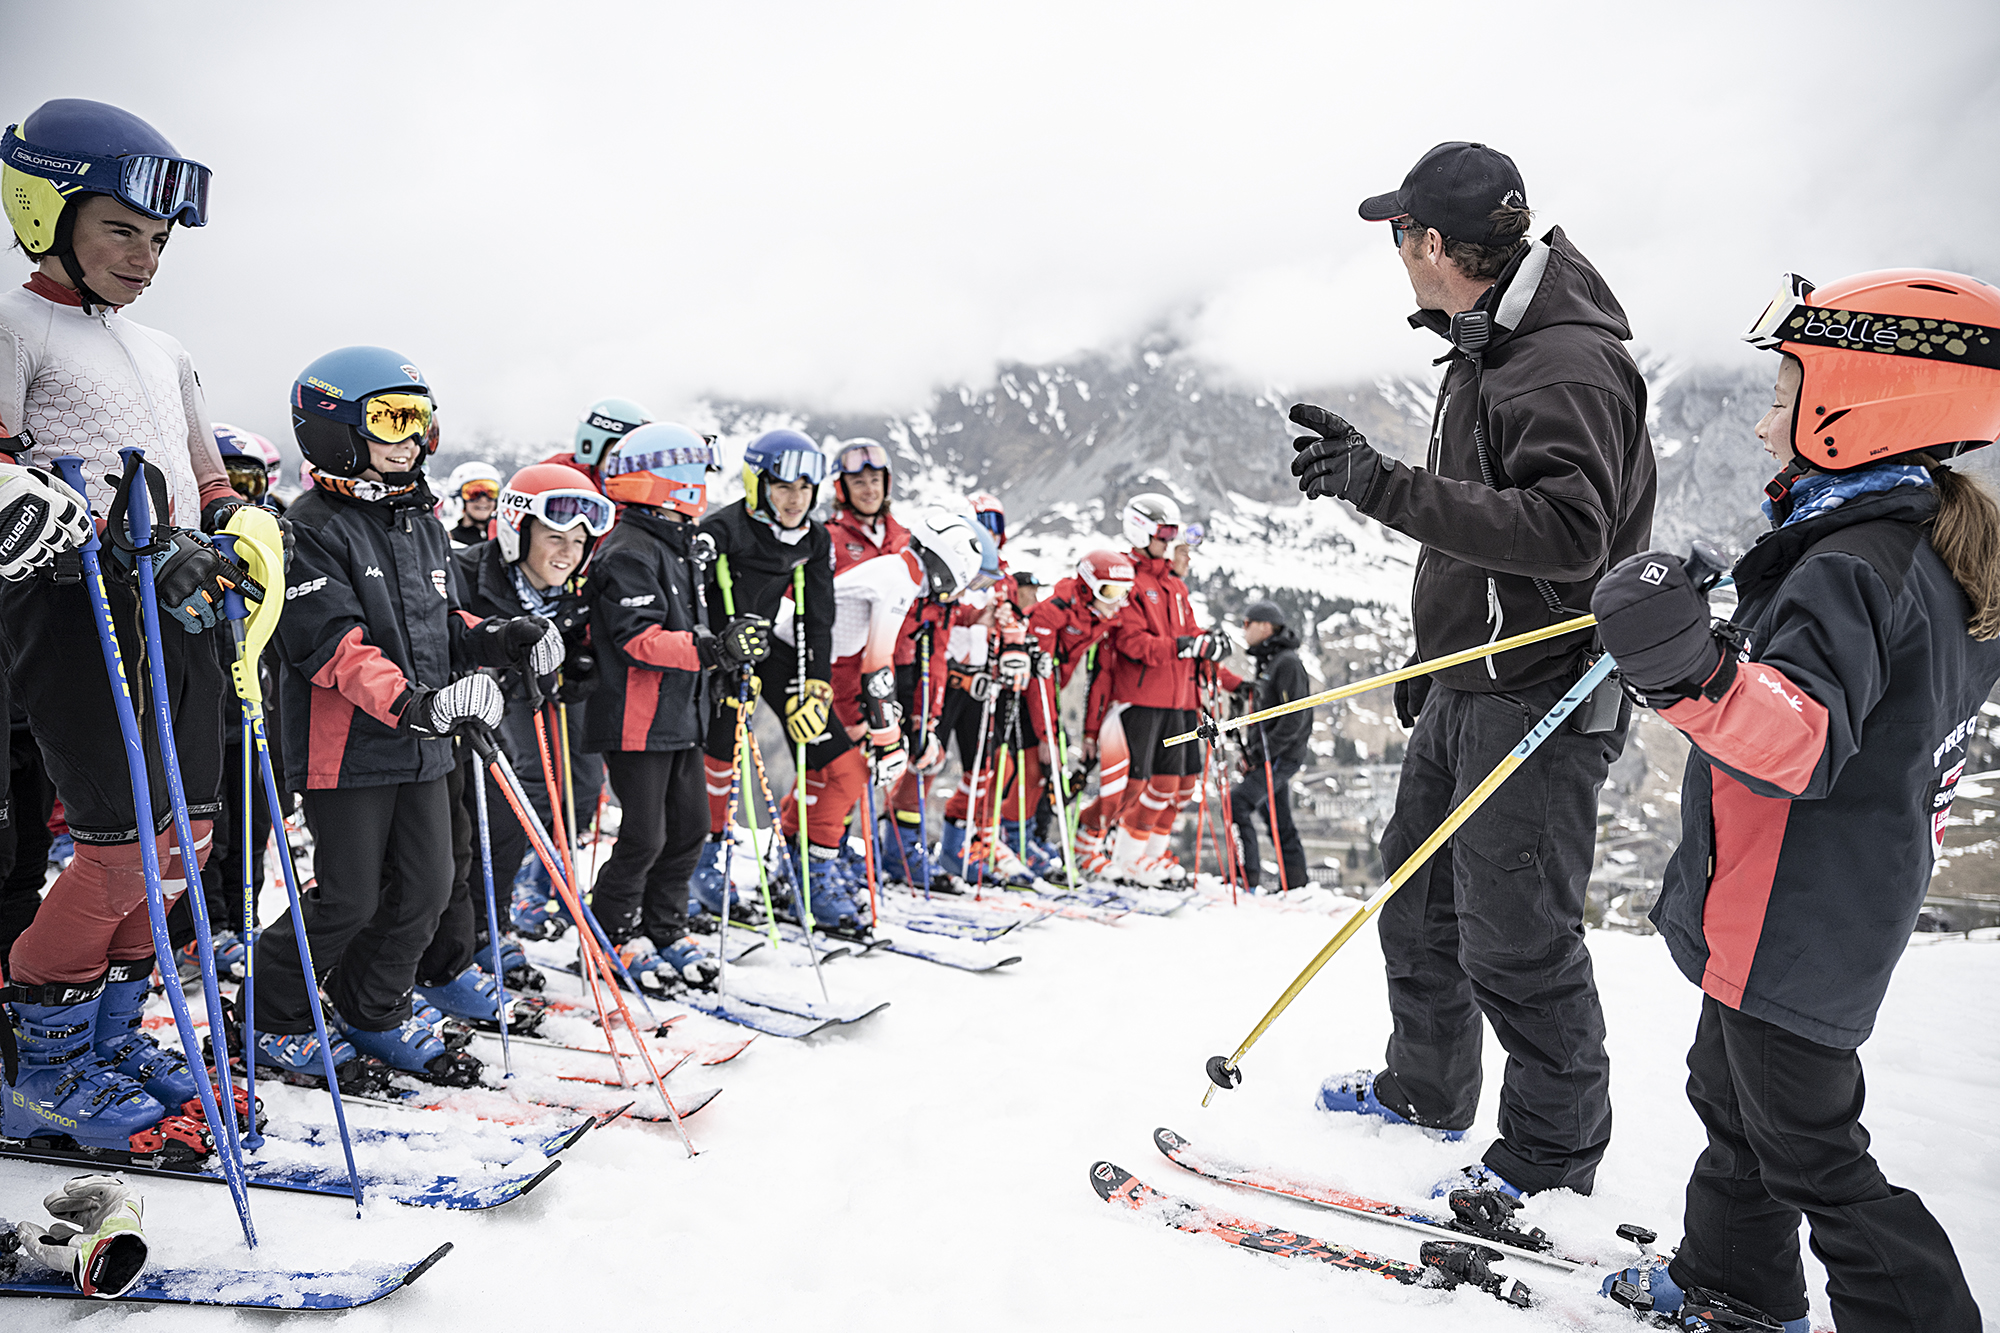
[
  {"x1": 496, "y1": 462, "x2": 614, "y2": 564},
  {"x1": 1077, "y1": 548, "x2": 1136, "y2": 603}
]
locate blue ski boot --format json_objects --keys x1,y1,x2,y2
[
  {"x1": 936, "y1": 818, "x2": 972, "y2": 879},
  {"x1": 415, "y1": 964, "x2": 549, "y2": 1036},
  {"x1": 176, "y1": 930, "x2": 251, "y2": 984},
  {"x1": 838, "y1": 839, "x2": 877, "y2": 926},
  {"x1": 252, "y1": 1028, "x2": 391, "y2": 1095},
  {"x1": 509, "y1": 854, "x2": 571, "y2": 940},
  {"x1": 1430, "y1": 1162, "x2": 1523, "y2": 1200},
  {"x1": 2, "y1": 980, "x2": 204, "y2": 1163},
  {"x1": 1003, "y1": 821, "x2": 1067, "y2": 882},
  {"x1": 879, "y1": 815, "x2": 943, "y2": 892},
  {"x1": 1601, "y1": 1261, "x2": 1809, "y2": 1333},
  {"x1": 334, "y1": 1005, "x2": 482, "y2": 1086},
  {"x1": 801, "y1": 845, "x2": 862, "y2": 934},
  {"x1": 688, "y1": 836, "x2": 740, "y2": 920},
  {"x1": 1314, "y1": 1069, "x2": 1466, "y2": 1141},
  {"x1": 93, "y1": 960, "x2": 257, "y2": 1128},
  {"x1": 475, "y1": 932, "x2": 546, "y2": 992},
  {"x1": 657, "y1": 936, "x2": 721, "y2": 990}
]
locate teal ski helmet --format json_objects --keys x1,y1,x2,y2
[{"x1": 574, "y1": 397, "x2": 651, "y2": 469}]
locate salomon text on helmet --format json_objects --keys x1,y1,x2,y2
[
  {"x1": 3, "y1": 99, "x2": 209, "y2": 286},
  {"x1": 603, "y1": 423, "x2": 718, "y2": 519},
  {"x1": 573, "y1": 396, "x2": 651, "y2": 470},
  {"x1": 497, "y1": 462, "x2": 615, "y2": 563},
  {"x1": 1121, "y1": 493, "x2": 1182, "y2": 550},
  {"x1": 906, "y1": 507, "x2": 987, "y2": 600},
  {"x1": 1745, "y1": 268, "x2": 2000, "y2": 496},
  {"x1": 291, "y1": 347, "x2": 437, "y2": 479}
]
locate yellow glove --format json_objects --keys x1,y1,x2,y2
[
  {"x1": 786, "y1": 678, "x2": 834, "y2": 745},
  {"x1": 721, "y1": 672, "x2": 763, "y2": 711}
]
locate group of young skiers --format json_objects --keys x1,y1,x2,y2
[{"x1": 0, "y1": 98, "x2": 1995, "y2": 1331}]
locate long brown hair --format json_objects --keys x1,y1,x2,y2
[{"x1": 1920, "y1": 455, "x2": 2000, "y2": 641}]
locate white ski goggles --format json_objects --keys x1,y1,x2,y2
[{"x1": 504, "y1": 487, "x2": 614, "y2": 536}]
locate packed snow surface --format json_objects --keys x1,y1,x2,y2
[{"x1": 5, "y1": 889, "x2": 1995, "y2": 1330}]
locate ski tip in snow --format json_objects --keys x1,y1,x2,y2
[{"x1": 400, "y1": 1242, "x2": 455, "y2": 1290}]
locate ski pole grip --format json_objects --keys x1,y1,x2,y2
[
  {"x1": 459, "y1": 719, "x2": 501, "y2": 762},
  {"x1": 1685, "y1": 539, "x2": 1728, "y2": 595},
  {"x1": 49, "y1": 457, "x2": 101, "y2": 552},
  {"x1": 212, "y1": 534, "x2": 252, "y2": 622},
  {"x1": 117, "y1": 446, "x2": 152, "y2": 546}
]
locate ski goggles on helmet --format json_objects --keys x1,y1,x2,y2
[
  {"x1": 756, "y1": 448, "x2": 828, "y2": 485},
  {"x1": 2, "y1": 126, "x2": 211, "y2": 227},
  {"x1": 1743, "y1": 273, "x2": 1817, "y2": 351},
  {"x1": 1180, "y1": 522, "x2": 1204, "y2": 548},
  {"x1": 834, "y1": 442, "x2": 890, "y2": 474},
  {"x1": 223, "y1": 458, "x2": 271, "y2": 501},
  {"x1": 1093, "y1": 579, "x2": 1133, "y2": 602},
  {"x1": 459, "y1": 477, "x2": 500, "y2": 503},
  {"x1": 506, "y1": 487, "x2": 615, "y2": 536},
  {"x1": 304, "y1": 389, "x2": 438, "y2": 447}
]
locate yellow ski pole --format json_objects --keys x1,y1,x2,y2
[
  {"x1": 1200, "y1": 652, "x2": 1617, "y2": 1105},
  {"x1": 1166, "y1": 612, "x2": 1597, "y2": 748}
]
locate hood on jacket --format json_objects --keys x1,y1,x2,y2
[
  {"x1": 1410, "y1": 225, "x2": 1632, "y2": 354},
  {"x1": 1249, "y1": 623, "x2": 1302, "y2": 660}
]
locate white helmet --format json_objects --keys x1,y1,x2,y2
[
  {"x1": 1121, "y1": 492, "x2": 1182, "y2": 550},
  {"x1": 445, "y1": 460, "x2": 505, "y2": 499},
  {"x1": 906, "y1": 506, "x2": 987, "y2": 599}
]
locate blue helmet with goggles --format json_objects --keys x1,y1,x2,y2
[
  {"x1": 604, "y1": 422, "x2": 718, "y2": 519},
  {"x1": 291, "y1": 346, "x2": 437, "y2": 480},
  {"x1": 3, "y1": 99, "x2": 210, "y2": 308},
  {"x1": 742, "y1": 429, "x2": 827, "y2": 528}
]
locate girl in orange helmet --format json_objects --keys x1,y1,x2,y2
[{"x1": 1590, "y1": 269, "x2": 2000, "y2": 1333}]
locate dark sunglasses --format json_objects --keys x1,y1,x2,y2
[{"x1": 1390, "y1": 218, "x2": 1424, "y2": 249}]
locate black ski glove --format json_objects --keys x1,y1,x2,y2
[
  {"x1": 1393, "y1": 653, "x2": 1431, "y2": 728},
  {"x1": 1176, "y1": 632, "x2": 1226, "y2": 661},
  {"x1": 1590, "y1": 551, "x2": 1730, "y2": 703},
  {"x1": 556, "y1": 651, "x2": 598, "y2": 704},
  {"x1": 474, "y1": 614, "x2": 564, "y2": 675},
  {"x1": 118, "y1": 529, "x2": 264, "y2": 634},
  {"x1": 1289, "y1": 403, "x2": 1393, "y2": 509},
  {"x1": 697, "y1": 614, "x2": 772, "y2": 673}
]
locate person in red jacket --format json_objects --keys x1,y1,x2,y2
[
  {"x1": 984, "y1": 551, "x2": 1133, "y2": 878},
  {"x1": 826, "y1": 439, "x2": 909, "y2": 573},
  {"x1": 1079, "y1": 495, "x2": 1230, "y2": 883}
]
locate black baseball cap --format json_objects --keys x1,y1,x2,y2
[{"x1": 1359, "y1": 142, "x2": 1527, "y2": 245}]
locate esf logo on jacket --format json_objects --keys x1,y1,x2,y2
[
  {"x1": 431, "y1": 569, "x2": 448, "y2": 599},
  {"x1": 619, "y1": 594, "x2": 656, "y2": 607},
  {"x1": 287, "y1": 576, "x2": 329, "y2": 601}
]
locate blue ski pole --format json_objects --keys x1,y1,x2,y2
[
  {"x1": 471, "y1": 758, "x2": 512, "y2": 1076},
  {"x1": 50, "y1": 455, "x2": 255, "y2": 1248},
  {"x1": 108, "y1": 450, "x2": 252, "y2": 1198},
  {"x1": 213, "y1": 522, "x2": 363, "y2": 1212}
]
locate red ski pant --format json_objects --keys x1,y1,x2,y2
[
  {"x1": 9, "y1": 823, "x2": 212, "y2": 984},
  {"x1": 779, "y1": 747, "x2": 869, "y2": 850}
]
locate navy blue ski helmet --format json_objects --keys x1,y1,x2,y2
[{"x1": 291, "y1": 346, "x2": 436, "y2": 478}]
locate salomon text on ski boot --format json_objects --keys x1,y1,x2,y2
[{"x1": 2, "y1": 976, "x2": 209, "y2": 1167}]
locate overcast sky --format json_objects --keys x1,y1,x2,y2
[{"x1": 6, "y1": 0, "x2": 1996, "y2": 449}]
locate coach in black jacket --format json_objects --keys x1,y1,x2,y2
[
  {"x1": 1230, "y1": 600, "x2": 1310, "y2": 892},
  {"x1": 1288, "y1": 143, "x2": 1655, "y2": 1196}
]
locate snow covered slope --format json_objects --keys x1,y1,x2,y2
[{"x1": 6, "y1": 896, "x2": 1993, "y2": 1329}]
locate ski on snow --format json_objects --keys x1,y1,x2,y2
[
  {"x1": 0, "y1": 1111, "x2": 609, "y2": 1212},
  {"x1": 1152, "y1": 1127, "x2": 1594, "y2": 1271},
  {"x1": 1089, "y1": 1161, "x2": 1532, "y2": 1308},
  {"x1": 545, "y1": 958, "x2": 890, "y2": 1039},
  {"x1": 762, "y1": 919, "x2": 1022, "y2": 974},
  {"x1": 0, "y1": 1238, "x2": 454, "y2": 1309}
]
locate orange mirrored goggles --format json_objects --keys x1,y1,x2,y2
[{"x1": 360, "y1": 392, "x2": 436, "y2": 446}]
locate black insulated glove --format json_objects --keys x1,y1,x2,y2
[
  {"x1": 407, "y1": 673, "x2": 505, "y2": 734},
  {"x1": 1393, "y1": 653, "x2": 1431, "y2": 728},
  {"x1": 1289, "y1": 403, "x2": 1393, "y2": 508},
  {"x1": 697, "y1": 614, "x2": 772, "y2": 672},
  {"x1": 1590, "y1": 551, "x2": 1727, "y2": 702}
]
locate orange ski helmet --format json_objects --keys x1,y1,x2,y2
[{"x1": 1744, "y1": 268, "x2": 2000, "y2": 497}]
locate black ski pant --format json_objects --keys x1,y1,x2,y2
[
  {"x1": 194, "y1": 727, "x2": 274, "y2": 942},
  {"x1": 1372, "y1": 676, "x2": 1622, "y2": 1195},
  {"x1": 1231, "y1": 755, "x2": 1305, "y2": 891},
  {"x1": 250, "y1": 778, "x2": 455, "y2": 1034},
  {"x1": 0, "y1": 566, "x2": 224, "y2": 843},
  {"x1": 0, "y1": 720, "x2": 53, "y2": 973},
  {"x1": 416, "y1": 749, "x2": 477, "y2": 987},
  {"x1": 594, "y1": 748, "x2": 708, "y2": 947},
  {"x1": 1669, "y1": 997, "x2": 1981, "y2": 1332}
]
